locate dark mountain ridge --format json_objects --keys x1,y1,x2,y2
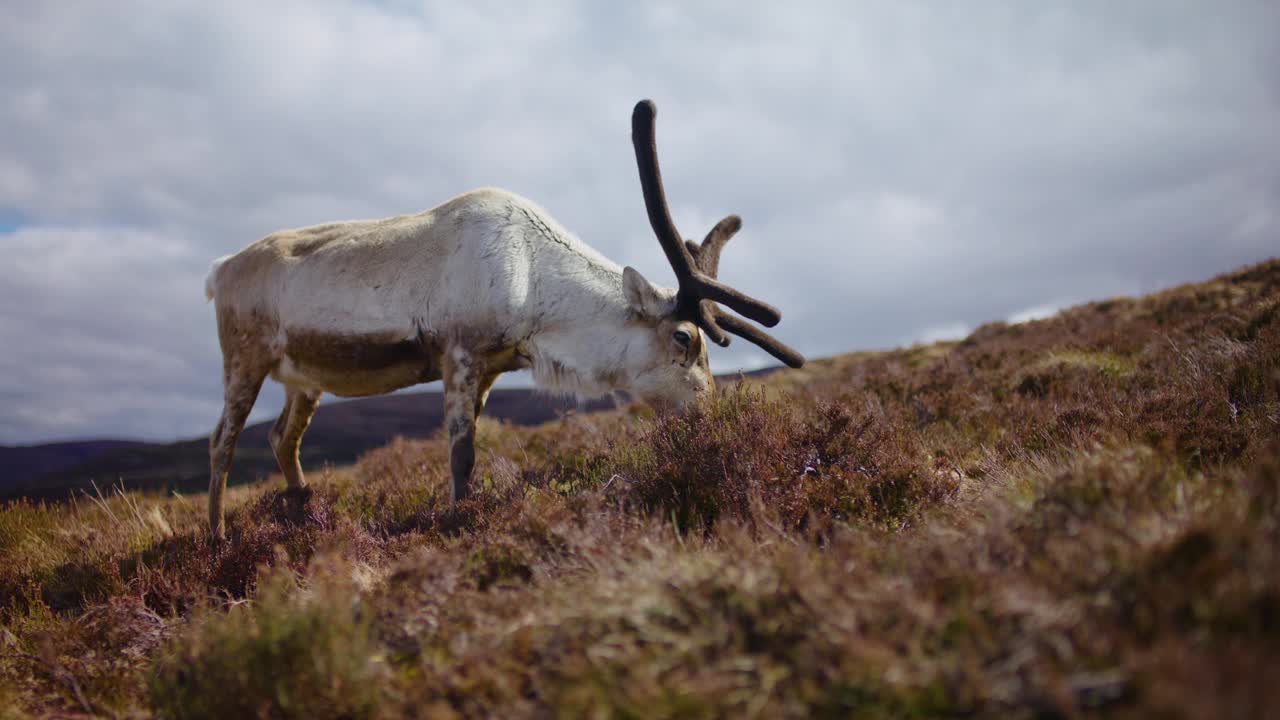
[{"x1": 0, "y1": 388, "x2": 608, "y2": 501}]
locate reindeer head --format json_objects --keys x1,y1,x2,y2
[{"x1": 622, "y1": 99, "x2": 804, "y2": 413}]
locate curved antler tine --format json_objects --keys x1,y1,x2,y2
[
  {"x1": 690, "y1": 275, "x2": 782, "y2": 327},
  {"x1": 714, "y1": 309, "x2": 806, "y2": 368},
  {"x1": 695, "y1": 215, "x2": 741, "y2": 279},
  {"x1": 696, "y1": 300, "x2": 730, "y2": 346},
  {"x1": 685, "y1": 239, "x2": 702, "y2": 268},
  {"x1": 631, "y1": 100, "x2": 695, "y2": 281}
]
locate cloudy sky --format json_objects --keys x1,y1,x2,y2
[{"x1": 1, "y1": 1, "x2": 1277, "y2": 444}]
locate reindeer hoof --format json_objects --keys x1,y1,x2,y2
[
  {"x1": 270, "y1": 485, "x2": 314, "y2": 524},
  {"x1": 283, "y1": 484, "x2": 313, "y2": 502}
]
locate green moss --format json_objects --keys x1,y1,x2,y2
[
  {"x1": 465, "y1": 542, "x2": 532, "y2": 591},
  {"x1": 1042, "y1": 350, "x2": 1136, "y2": 379}
]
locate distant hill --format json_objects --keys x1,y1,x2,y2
[
  {"x1": 0, "y1": 388, "x2": 608, "y2": 501},
  {"x1": 2, "y1": 369, "x2": 777, "y2": 502},
  {"x1": 0, "y1": 440, "x2": 150, "y2": 493}
]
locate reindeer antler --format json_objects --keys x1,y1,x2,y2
[
  {"x1": 631, "y1": 99, "x2": 805, "y2": 369},
  {"x1": 690, "y1": 225, "x2": 807, "y2": 370},
  {"x1": 685, "y1": 215, "x2": 740, "y2": 280}
]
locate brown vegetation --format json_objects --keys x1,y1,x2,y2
[{"x1": 2, "y1": 259, "x2": 1278, "y2": 718}]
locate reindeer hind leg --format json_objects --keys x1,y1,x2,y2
[
  {"x1": 208, "y1": 361, "x2": 268, "y2": 541},
  {"x1": 270, "y1": 387, "x2": 321, "y2": 492}
]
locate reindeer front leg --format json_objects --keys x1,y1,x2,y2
[{"x1": 443, "y1": 347, "x2": 482, "y2": 503}]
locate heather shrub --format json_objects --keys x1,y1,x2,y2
[
  {"x1": 341, "y1": 436, "x2": 451, "y2": 532},
  {"x1": 149, "y1": 563, "x2": 388, "y2": 720},
  {"x1": 589, "y1": 389, "x2": 949, "y2": 532},
  {"x1": 614, "y1": 387, "x2": 796, "y2": 529},
  {"x1": 2, "y1": 259, "x2": 1279, "y2": 718},
  {"x1": 126, "y1": 486, "x2": 367, "y2": 613}
]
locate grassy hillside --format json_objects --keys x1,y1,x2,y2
[{"x1": 1, "y1": 259, "x2": 1277, "y2": 718}]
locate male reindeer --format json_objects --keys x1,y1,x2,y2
[{"x1": 203, "y1": 100, "x2": 803, "y2": 540}]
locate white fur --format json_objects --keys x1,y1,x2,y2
[
  {"x1": 206, "y1": 188, "x2": 694, "y2": 401},
  {"x1": 204, "y1": 255, "x2": 231, "y2": 300}
]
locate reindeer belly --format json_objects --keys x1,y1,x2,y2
[{"x1": 274, "y1": 327, "x2": 443, "y2": 397}]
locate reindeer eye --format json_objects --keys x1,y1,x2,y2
[{"x1": 672, "y1": 329, "x2": 692, "y2": 348}]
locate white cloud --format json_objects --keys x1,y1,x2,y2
[
  {"x1": 875, "y1": 193, "x2": 944, "y2": 241},
  {"x1": 1007, "y1": 304, "x2": 1064, "y2": 325},
  {"x1": 916, "y1": 323, "x2": 972, "y2": 345},
  {"x1": 0, "y1": 225, "x2": 222, "y2": 442}
]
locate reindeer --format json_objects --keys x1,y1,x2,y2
[{"x1": 202, "y1": 100, "x2": 803, "y2": 540}]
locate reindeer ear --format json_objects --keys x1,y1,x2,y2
[{"x1": 623, "y1": 266, "x2": 669, "y2": 319}]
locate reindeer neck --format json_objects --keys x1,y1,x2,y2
[{"x1": 521, "y1": 269, "x2": 649, "y2": 399}]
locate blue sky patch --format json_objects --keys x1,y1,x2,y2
[{"x1": 0, "y1": 209, "x2": 26, "y2": 234}]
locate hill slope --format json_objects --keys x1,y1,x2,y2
[{"x1": 1, "y1": 259, "x2": 1277, "y2": 718}]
